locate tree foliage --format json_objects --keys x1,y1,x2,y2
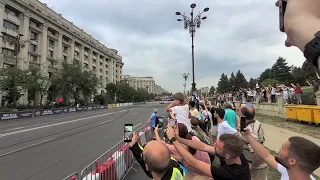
[
  {"x1": 0, "y1": 67, "x2": 28, "y2": 106},
  {"x1": 50, "y1": 60, "x2": 99, "y2": 105}
]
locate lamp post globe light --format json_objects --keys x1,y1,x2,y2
[{"x1": 176, "y1": 3, "x2": 209, "y2": 93}]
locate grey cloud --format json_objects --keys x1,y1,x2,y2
[{"x1": 41, "y1": 0, "x2": 300, "y2": 92}]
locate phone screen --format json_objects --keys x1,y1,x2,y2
[
  {"x1": 169, "y1": 119, "x2": 177, "y2": 127},
  {"x1": 240, "y1": 116, "x2": 247, "y2": 132},
  {"x1": 279, "y1": 0, "x2": 287, "y2": 32},
  {"x1": 124, "y1": 124, "x2": 133, "y2": 142}
]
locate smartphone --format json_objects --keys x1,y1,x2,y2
[
  {"x1": 240, "y1": 116, "x2": 247, "y2": 132},
  {"x1": 124, "y1": 124, "x2": 133, "y2": 142},
  {"x1": 279, "y1": 0, "x2": 287, "y2": 32},
  {"x1": 157, "y1": 117, "x2": 164, "y2": 128},
  {"x1": 169, "y1": 119, "x2": 177, "y2": 127}
]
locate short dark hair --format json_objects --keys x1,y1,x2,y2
[
  {"x1": 288, "y1": 136, "x2": 320, "y2": 174},
  {"x1": 144, "y1": 150, "x2": 171, "y2": 173},
  {"x1": 219, "y1": 134, "x2": 243, "y2": 158},
  {"x1": 215, "y1": 108, "x2": 225, "y2": 119},
  {"x1": 189, "y1": 100, "x2": 196, "y2": 108},
  {"x1": 173, "y1": 92, "x2": 185, "y2": 104},
  {"x1": 241, "y1": 107, "x2": 255, "y2": 120}
]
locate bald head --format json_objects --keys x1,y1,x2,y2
[
  {"x1": 143, "y1": 140, "x2": 171, "y2": 173},
  {"x1": 240, "y1": 106, "x2": 255, "y2": 120}
]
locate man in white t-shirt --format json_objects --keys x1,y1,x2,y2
[
  {"x1": 243, "y1": 130, "x2": 318, "y2": 180},
  {"x1": 214, "y1": 108, "x2": 237, "y2": 137},
  {"x1": 166, "y1": 92, "x2": 192, "y2": 132}
]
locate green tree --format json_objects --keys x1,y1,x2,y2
[
  {"x1": 50, "y1": 60, "x2": 99, "y2": 105},
  {"x1": 259, "y1": 68, "x2": 272, "y2": 82},
  {"x1": 0, "y1": 67, "x2": 28, "y2": 107},
  {"x1": 209, "y1": 86, "x2": 216, "y2": 95},
  {"x1": 25, "y1": 67, "x2": 50, "y2": 107},
  {"x1": 217, "y1": 73, "x2": 230, "y2": 93},
  {"x1": 134, "y1": 88, "x2": 149, "y2": 102},
  {"x1": 291, "y1": 66, "x2": 305, "y2": 85},
  {"x1": 271, "y1": 57, "x2": 293, "y2": 83},
  {"x1": 248, "y1": 78, "x2": 258, "y2": 89},
  {"x1": 261, "y1": 79, "x2": 280, "y2": 87},
  {"x1": 105, "y1": 83, "x2": 117, "y2": 101},
  {"x1": 235, "y1": 70, "x2": 248, "y2": 90},
  {"x1": 301, "y1": 60, "x2": 320, "y2": 82},
  {"x1": 116, "y1": 80, "x2": 135, "y2": 102},
  {"x1": 229, "y1": 72, "x2": 236, "y2": 88}
]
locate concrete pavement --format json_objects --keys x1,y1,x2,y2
[{"x1": 0, "y1": 103, "x2": 167, "y2": 180}]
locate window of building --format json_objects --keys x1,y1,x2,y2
[
  {"x1": 84, "y1": 63, "x2": 88, "y2": 68},
  {"x1": 3, "y1": 20, "x2": 18, "y2": 32},
  {"x1": 30, "y1": 31, "x2": 38, "y2": 40},
  {"x1": 30, "y1": 55, "x2": 37, "y2": 63},
  {"x1": 49, "y1": 60, "x2": 54, "y2": 67},
  {"x1": 48, "y1": 72, "x2": 52, "y2": 78},
  {"x1": 48, "y1": 50, "x2": 54, "y2": 58},
  {"x1": 63, "y1": 55, "x2": 68, "y2": 62},
  {"x1": 2, "y1": 48, "x2": 15, "y2": 57},
  {"x1": 63, "y1": 46, "x2": 68, "y2": 54},
  {"x1": 49, "y1": 40, "x2": 54, "y2": 48},
  {"x1": 5, "y1": 8, "x2": 18, "y2": 17}
]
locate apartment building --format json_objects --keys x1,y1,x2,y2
[
  {"x1": 122, "y1": 75, "x2": 155, "y2": 94},
  {"x1": 154, "y1": 84, "x2": 168, "y2": 95},
  {"x1": 0, "y1": 0, "x2": 123, "y2": 105}
]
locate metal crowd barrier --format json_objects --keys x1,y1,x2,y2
[
  {"x1": 62, "y1": 172, "x2": 79, "y2": 180},
  {"x1": 65, "y1": 122, "x2": 153, "y2": 180}
]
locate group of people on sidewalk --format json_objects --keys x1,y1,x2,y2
[{"x1": 127, "y1": 91, "x2": 319, "y2": 180}]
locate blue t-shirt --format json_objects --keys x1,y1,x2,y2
[
  {"x1": 150, "y1": 113, "x2": 157, "y2": 128},
  {"x1": 223, "y1": 109, "x2": 237, "y2": 129}
]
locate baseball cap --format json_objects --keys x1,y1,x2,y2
[{"x1": 153, "y1": 109, "x2": 158, "y2": 113}]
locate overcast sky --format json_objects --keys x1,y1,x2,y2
[{"x1": 41, "y1": 0, "x2": 305, "y2": 93}]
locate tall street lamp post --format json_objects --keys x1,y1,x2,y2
[
  {"x1": 182, "y1": 73, "x2": 190, "y2": 95},
  {"x1": 176, "y1": 3, "x2": 209, "y2": 93}
]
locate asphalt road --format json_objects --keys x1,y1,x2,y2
[{"x1": 0, "y1": 103, "x2": 167, "y2": 180}]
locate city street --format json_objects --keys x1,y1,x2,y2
[{"x1": 0, "y1": 104, "x2": 166, "y2": 180}]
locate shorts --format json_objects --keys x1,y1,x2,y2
[
  {"x1": 295, "y1": 94, "x2": 301, "y2": 100},
  {"x1": 250, "y1": 166, "x2": 269, "y2": 180}
]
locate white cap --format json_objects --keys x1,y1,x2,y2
[{"x1": 153, "y1": 109, "x2": 158, "y2": 113}]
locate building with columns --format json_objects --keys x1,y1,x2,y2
[
  {"x1": 154, "y1": 85, "x2": 168, "y2": 95},
  {"x1": 0, "y1": 0, "x2": 123, "y2": 106},
  {"x1": 122, "y1": 75, "x2": 156, "y2": 94}
]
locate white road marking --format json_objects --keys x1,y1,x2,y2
[
  {"x1": 133, "y1": 123, "x2": 142, "y2": 129},
  {"x1": 0, "y1": 138, "x2": 55, "y2": 157},
  {"x1": 0, "y1": 109, "x2": 127, "y2": 138},
  {"x1": 99, "y1": 120, "x2": 112, "y2": 125}
]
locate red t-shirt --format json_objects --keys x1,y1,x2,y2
[{"x1": 295, "y1": 85, "x2": 301, "y2": 94}]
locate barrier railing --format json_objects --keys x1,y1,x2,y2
[
  {"x1": 77, "y1": 122, "x2": 153, "y2": 180},
  {"x1": 0, "y1": 101, "x2": 154, "y2": 121},
  {"x1": 62, "y1": 172, "x2": 79, "y2": 180}
]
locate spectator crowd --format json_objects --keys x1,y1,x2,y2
[{"x1": 128, "y1": 92, "x2": 319, "y2": 180}]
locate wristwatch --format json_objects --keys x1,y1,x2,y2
[
  {"x1": 170, "y1": 137, "x2": 177, "y2": 143},
  {"x1": 304, "y1": 31, "x2": 320, "y2": 69}
]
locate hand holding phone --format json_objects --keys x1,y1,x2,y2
[
  {"x1": 279, "y1": 0, "x2": 287, "y2": 32},
  {"x1": 124, "y1": 124, "x2": 133, "y2": 142},
  {"x1": 240, "y1": 116, "x2": 247, "y2": 132}
]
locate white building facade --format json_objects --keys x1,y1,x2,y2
[{"x1": 0, "y1": 0, "x2": 123, "y2": 106}]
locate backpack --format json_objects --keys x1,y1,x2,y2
[
  {"x1": 252, "y1": 120, "x2": 265, "y2": 144},
  {"x1": 240, "y1": 120, "x2": 265, "y2": 163},
  {"x1": 190, "y1": 128, "x2": 212, "y2": 145}
]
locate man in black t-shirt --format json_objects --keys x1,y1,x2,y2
[{"x1": 166, "y1": 124, "x2": 251, "y2": 180}]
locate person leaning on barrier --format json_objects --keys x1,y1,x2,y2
[
  {"x1": 128, "y1": 132, "x2": 188, "y2": 180},
  {"x1": 166, "y1": 123, "x2": 251, "y2": 180}
]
